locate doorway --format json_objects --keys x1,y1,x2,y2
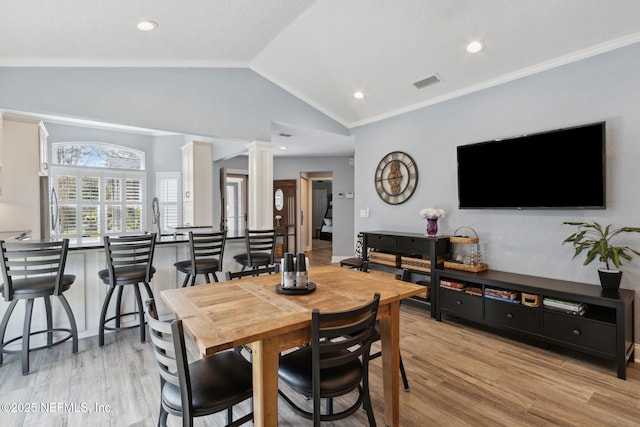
[{"x1": 299, "y1": 172, "x2": 333, "y2": 254}]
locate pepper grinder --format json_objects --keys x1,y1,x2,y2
[
  {"x1": 295, "y1": 253, "x2": 308, "y2": 288},
  {"x1": 282, "y1": 253, "x2": 295, "y2": 288}
]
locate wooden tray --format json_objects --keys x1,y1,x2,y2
[{"x1": 443, "y1": 261, "x2": 489, "y2": 272}]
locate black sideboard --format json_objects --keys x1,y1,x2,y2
[{"x1": 361, "y1": 231, "x2": 451, "y2": 317}]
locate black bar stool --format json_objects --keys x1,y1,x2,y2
[
  {"x1": 174, "y1": 231, "x2": 226, "y2": 287},
  {"x1": 98, "y1": 233, "x2": 156, "y2": 346},
  {"x1": 233, "y1": 229, "x2": 276, "y2": 274},
  {"x1": 0, "y1": 239, "x2": 78, "y2": 375}
]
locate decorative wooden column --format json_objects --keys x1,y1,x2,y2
[{"x1": 248, "y1": 140, "x2": 273, "y2": 229}]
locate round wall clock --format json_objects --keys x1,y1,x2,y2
[{"x1": 374, "y1": 151, "x2": 418, "y2": 205}]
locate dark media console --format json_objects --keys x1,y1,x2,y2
[
  {"x1": 360, "y1": 230, "x2": 634, "y2": 379},
  {"x1": 434, "y1": 268, "x2": 634, "y2": 380}
]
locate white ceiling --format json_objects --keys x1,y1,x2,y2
[{"x1": 2, "y1": 0, "x2": 640, "y2": 157}]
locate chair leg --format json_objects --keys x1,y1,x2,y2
[
  {"x1": 400, "y1": 354, "x2": 410, "y2": 391},
  {"x1": 190, "y1": 274, "x2": 196, "y2": 286},
  {"x1": 22, "y1": 298, "x2": 35, "y2": 375},
  {"x1": 58, "y1": 294, "x2": 79, "y2": 354},
  {"x1": 143, "y1": 282, "x2": 154, "y2": 300},
  {"x1": 44, "y1": 295, "x2": 53, "y2": 346},
  {"x1": 133, "y1": 284, "x2": 145, "y2": 343},
  {"x1": 0, "y1": 300, "x2": 19, "y2": 366},
  {"x1": 181, "y1": 274, "x2": 190, "y2": 287},
  {"x1": 115, "y1": 285, "x2": 124, "y2": 329},
  {"x1": 99, "y1": 286, "x2": 116, "y2": 347},
  {"x1": 158, "y1": 405, "x2": 168, "y2": 427},
  {"x1": 204, "y1": 273, "x2": 211, "y2": 284}
]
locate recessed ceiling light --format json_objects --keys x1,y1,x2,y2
[
  {"x1": 137, "y1": 21, "x2": 158, "y2": 31},
  {"x1": 280, "y1": 146, "x2": 288, "y2": 150},
  {"x1": 466, "y1": 41, "x2": 484, "y2": 54},
  {"x1": 353, "y1": 91, "x2": 364, "y2": 100}
]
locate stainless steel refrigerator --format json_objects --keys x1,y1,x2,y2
[{"x1": 39, "y1": 176, "x2": 58, "y2": 240}]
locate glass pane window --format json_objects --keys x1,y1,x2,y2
[
  {"x1": 82, "y1": 206, "x2": 99, "y2": 236},
  {"x1": 52, "y1": 142, "x2": 144, "y2": 170},
  {"x1": 126, "y1": 206, "x2": 142, "y2": 232},
  {"x1": 156, "y1": 172, "x2": 181, "y2": 231},
  {"x1": 57, "y1": 176, "x2": 77, "y2": 201},
  {"x1": 126, "y1": 179, "x2": 142, "y2": 202},
  {"x1": 105, "y1": 178, "x2": 122, "y2": 202},
  {"x1": 82, "y1": 177, "x2": 100, "y2": 201},
  {"x1": 50, "y1": 142, "x2": 146, "y2": 238},
  {"x1": 106, "y1": 206, "x2": 122, "y2": 233},
  {"x1": 59, "y1": 206, "x2": 77, "y2": 235}
]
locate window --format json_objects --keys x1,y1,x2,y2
[
  {"x1": 51, "y1": 142, "x2": 146, "y2": 237},
  {"x1": 156, "y1": 172, "x2": 181, "y2": 231},
  {"x1": 225, "y1": 173, "x2": 247, "y2": 232}
]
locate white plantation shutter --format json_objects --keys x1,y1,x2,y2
[
  {"x1": 50, "y1": 166, "x2": 146, "y2": 237},
  {"x1": 105, "y1": 178, "x2": 121, "y2": 202},
  {"x1": 156, "y1": 172, "x2": 181, "y2": 230},
  {"x1": 125, "y1": 179, "x2": 142, "y2": 202},
  {"x1": 106, "y1": 206, "x2": 122, "y2": 233},
  {"x1": 81, "y1": 177, "x2": 100, "y2": 201}
]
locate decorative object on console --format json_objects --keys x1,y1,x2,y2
[
  {"x1": 444, "y1": 226, "x2": 488, "y2": 272},
  {"x1": 420, "y1": 208, "x2": 445, "y2": 236},
  {"x1": 563, "y1": 221, "x2": 640, "y2": 292}
]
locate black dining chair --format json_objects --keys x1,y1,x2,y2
[
  {"x1": 339, "y1": 232, "x2": 365, "y2": 270},
  {"x1": 98, "y1": 233, "x2": 156, "y2": 346},
  {"x1": 277, "y1": 293, "x2": 380, "y2": 426},
  {"x1": 0, "y1": 239, "x2": 78, "y2": 375},
  {"x1": 224, "y1": 264, "x2": 280, "y2": 281},
  {"x1": 174, "y1": 231, "x2": 226, "y2": 287},
  {"x1": 145, "y1": 299, "x2": 253, "y2": 427},
  {"x1": 233, "y1": 229, "x2": 277, "y2": 274}
]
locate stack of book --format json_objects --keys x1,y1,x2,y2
[
  {"x1": 543, "y1": 297, "x2": 587, "y2": 316},
  {"x1": 440, "y1": 279, "x2": 466, "y2": 291},
  {"x1": 465, "y1": 287, "x2": 482, "y2": 297},
  {"x1": 484, "y1": 288, "x2": 520, "y2": 303}
]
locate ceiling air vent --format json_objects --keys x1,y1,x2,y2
[{"x1": 413, "y1": 74, "x2": 441, "y2": 89}]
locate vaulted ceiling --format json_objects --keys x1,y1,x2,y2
[{"x1": 2, "y1": 0, "x2": 640, "y2": 155}]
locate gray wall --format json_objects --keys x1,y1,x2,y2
[
  {"x1": 215, "y1": 155, "x2": 355, "y2": 257},
  {"x1": 352, "y1": 42, "x2": 640, "y2": 335},
  {"x1": 0, "y1": 68, "x2": 348, "y2": 142}
]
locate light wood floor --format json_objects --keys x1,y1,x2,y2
[{"x1": 1, "y1": 243, "x2": 639, "y2": 426}]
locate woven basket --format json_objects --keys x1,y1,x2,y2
[
  {"x1": 450, "y1": 226, "x2": 480, "y2": 244},
  {"x1": 401, "y1": 256, "x2": 445, "y2": 272},
  {"x1": 369, "y1": 251, "x2": 401, "y2": 267}
]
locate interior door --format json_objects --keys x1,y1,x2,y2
[{"x1": 274, "y1": 179, "x2": 296, "y2": 256}]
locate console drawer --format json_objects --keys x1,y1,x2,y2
[
  {"x1": 485, "y1": 298, "x2": 540, "y2": 333},
  {"x1": 543, "y1": 311, "x2": 616, "y2": 354},
  {"x1": 440, "y1": 289, "x2": 482, "y2": 319}
]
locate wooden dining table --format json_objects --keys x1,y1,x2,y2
[{"x1": 161, "y1": 264, "x2": 424, "y2": 427}]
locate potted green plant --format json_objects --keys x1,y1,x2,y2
[{"x1": 563, "y1": 221, "x2": 640, "y2": 291}]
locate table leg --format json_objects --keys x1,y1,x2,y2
[
  {"x1": 249, "y1": 337, "x2": 280, "y2": 427},
  {"x1": 379, "y1": 301, "x2": 400, "y2": 426}
]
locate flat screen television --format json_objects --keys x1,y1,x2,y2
[{"x1": 457, "y1": 122, "x2": 606, "y2": 209}]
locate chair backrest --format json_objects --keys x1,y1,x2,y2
[
  {"x1": 310, "y1": 293, "x2": 380, "y2": 420},
  {"x1": 145, "y1": 299, "x2": 194, "y2": 420},
  {"x1": 103, "y1": 233, "x2": 156, "y2": 284},
  {"x1": 189, "y1": 231, "x2": 226, "y2": 271},
  {"x1": 245, "y1": 229, "x2": 276, "y2": 265},
  {"x1": 0, "y1": 239, "x2": 70, "y2": 300},
  {"x1": 224, "y1": 263, "x2": 280, "y2": 280}
]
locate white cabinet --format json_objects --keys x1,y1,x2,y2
[
  {"x1": 181, "y1": 141, "x2": 213, "y2": 226},
  {"x1": 1, "y1": 116, "x2": 42, "y2": 238}
]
